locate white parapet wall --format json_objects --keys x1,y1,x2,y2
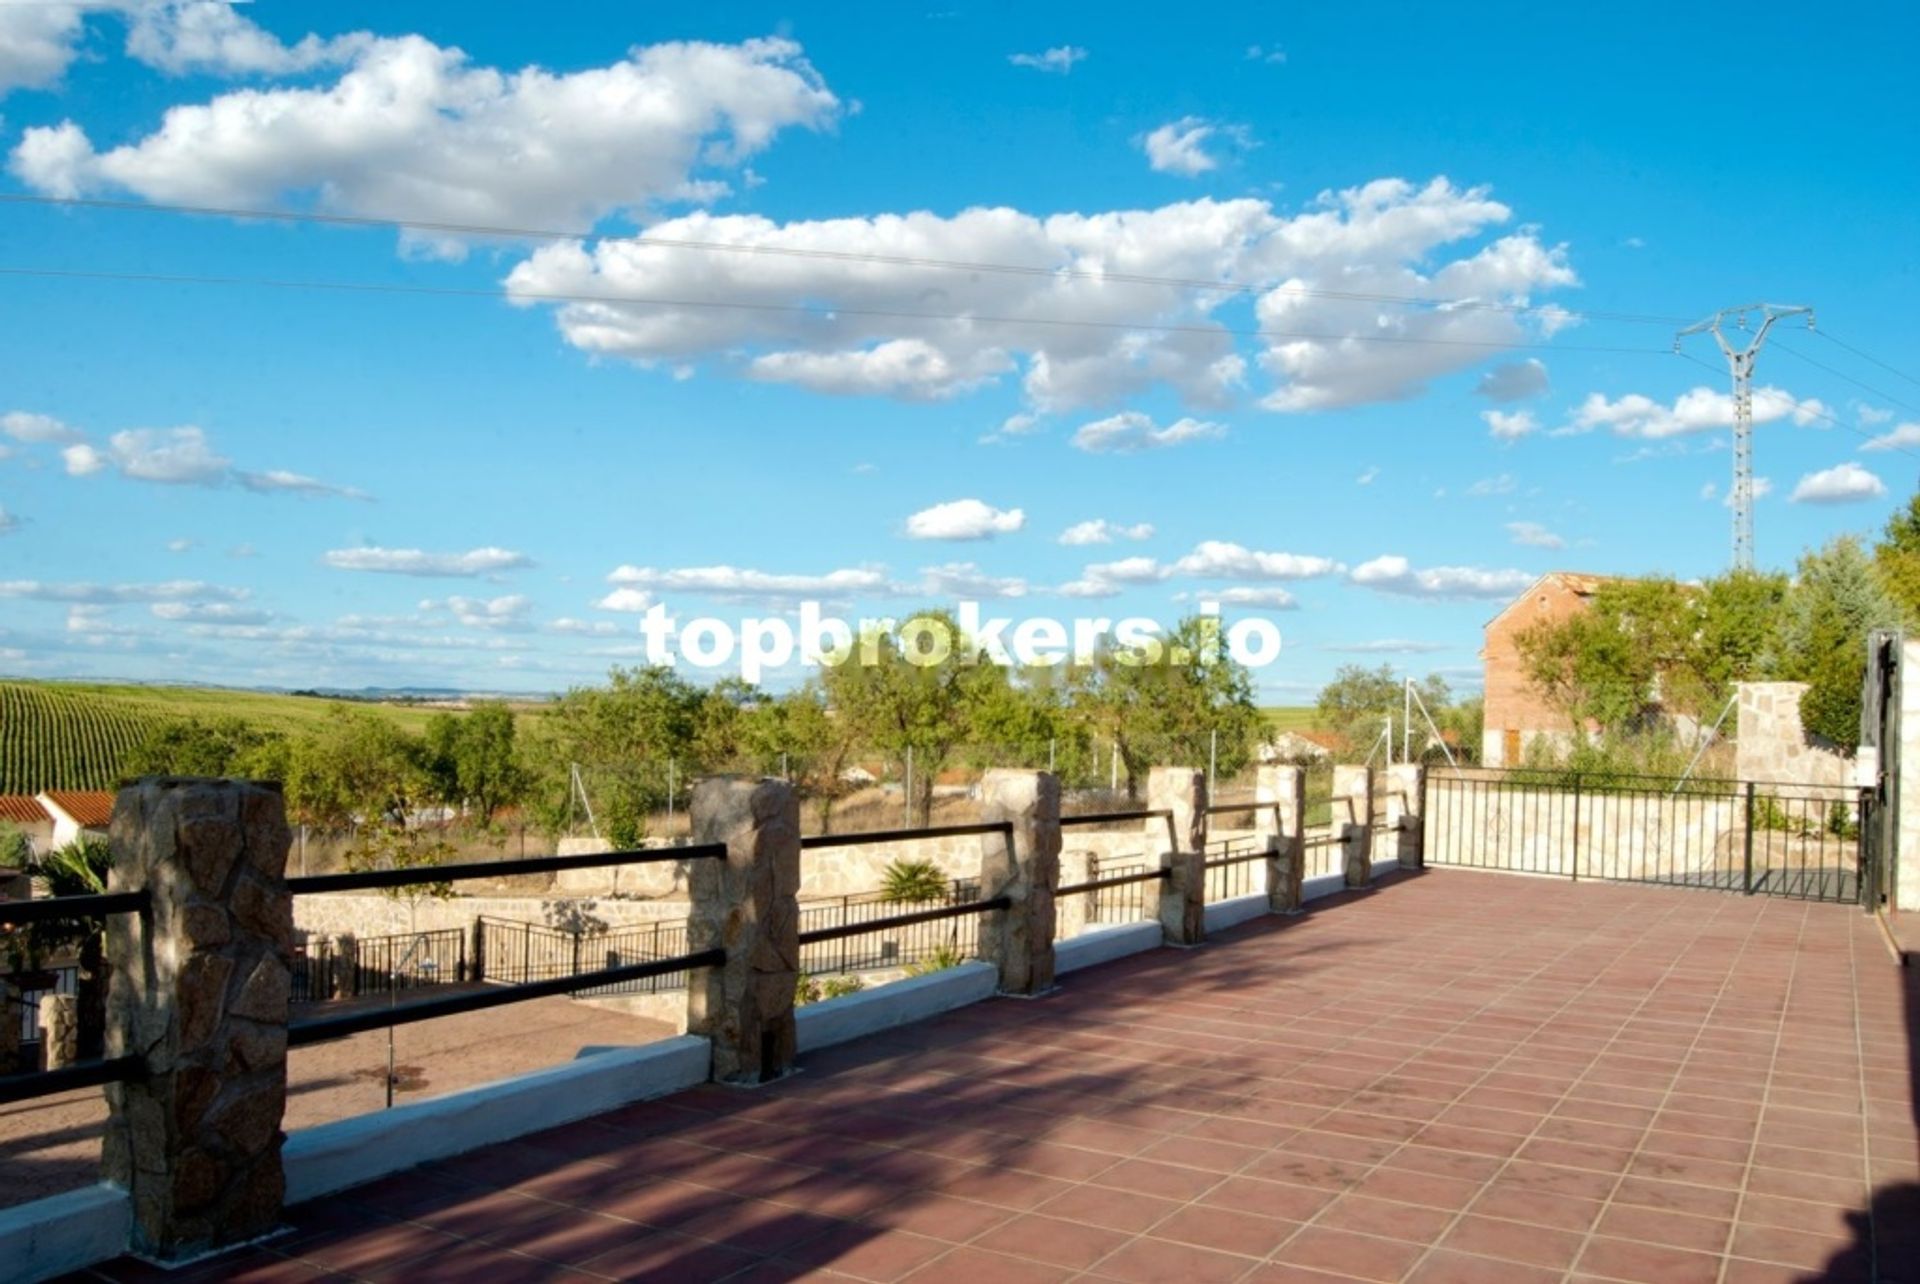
[
  {"x1": 1203, "y1": 893, "x2": 1270, "y2": 934},
  {"x1": 794, "y1": 962, "x2": 998, "y2": 1053},
  {"x1": 1055, "y1": 920, "x2": 1163, "y2": 974},
  {"x1": 0, "y1": 1184, "x2": 133, "y2": 1284},
  {"x1": 283, "y1": 1036, "x2": 710, "y2": 1205}
]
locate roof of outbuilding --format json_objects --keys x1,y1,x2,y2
[
  {"x1": 40, "y1": 790, "x2": 114, "y2": 828},
  {"x1": 0, "y1": 795, "x2": 51, "y2": 825}
]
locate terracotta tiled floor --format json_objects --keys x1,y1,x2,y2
[{"x1": 67, "y1": 870, "x2": 1920, "y2": 1283}]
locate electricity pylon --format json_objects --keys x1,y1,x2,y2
[{"x1": 1676, "y1": 303, "x2": 1815, "y2": 571}]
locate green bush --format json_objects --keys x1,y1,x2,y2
[
  {"x1": 906, "y1": 945, "x2": 966, "y2": 976},
  {"x1": 880, "y1": 858, "x2": 949, "y2": 904}
]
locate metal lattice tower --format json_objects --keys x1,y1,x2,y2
[{"x1": 1676, "y1": 303, "x2": 1815, "y2": 571}]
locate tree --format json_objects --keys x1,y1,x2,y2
[
  {"x1": 429, "y1": 702, "x2": 527, "y2": 825},
  {"x1": 1776, "y1": 536, "x2": 1909, "y2": 746},
  {"x1": 738, "y1": 684, "x2": 860, "y2": 832},
  {"x1": 342, "y1": 826, "x2": 454, "y2": 936},
  {"x1": 821, "y1": 611, "x2": 1004, "y2": 825},
  {"x1": 281, "y1": 707, "x2": 429, "y2": 833},
  {"x1": 1067, "y1": 616, "x2": 1263, "y2": 798},
  {"x1": 1875, "y1": 489, "x2": 1920, "y2": 621},
  {"x1": 528, "y1": 666, "x2": 704, "y2": 845},
  {"x1": 121, "y1": 717, "x2": 287, "y2": 779}
]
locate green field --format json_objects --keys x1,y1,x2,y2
[
  {"x1": 0, "y1": 681, "x2": 460, "y2": 794},
  {"x1": 1261, "y1": 706, "x2": 1320, "y2": 733}
]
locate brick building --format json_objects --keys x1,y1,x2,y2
[{"x1": 1480, "y1": 571, "x2": 1617, "y2": 766}]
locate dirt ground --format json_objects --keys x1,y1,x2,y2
[{"x1": 0, "y1": 994, "x2": 677, "y2": 1211}]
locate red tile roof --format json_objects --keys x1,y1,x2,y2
[
  {"x1": 41, "y1": 790, "x2": 114, "y2": 828},
  {"x1": 0, "y1": 795, "x2": 50, "y2": 825}
]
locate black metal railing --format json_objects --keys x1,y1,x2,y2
[
  {"x1": 799, "y1": 820, "x2": 1013, "y2": 850},
  {"x1": 1202, "y1": 834, "x2": 1266, "y2": 902},
  {"x1": 798, "y1": 881, "x2": 982, "y2": 975},
  {"x1": 1056, "y1": 856, "x2": 1161, "y2": 933},
  {"x1": 1424, "y1": 768, "x2": 1866, "y2": 903},
  {"x1": 291, "y1": 928, "x2": 468, "y2": 1004},
  {"x1": 0, "y1": 889, "x2": 151, "y2": 1105},
  {"x1": 474, "y1": 914, "x2": 697, "y2": 998},
  {"x1": 286, "y1": 843, "x2": 727, "y2": 1046}
]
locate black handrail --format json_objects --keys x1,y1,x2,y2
[
  {"x1": 287, "y1": 948, "x2": 726, "y2": 1046},
  {"x1": 0, "y1": 1054, "x2": 143, "y2": 1106},
  {"x1": 1202, "y1": 801, "x2": 1281, "y2": 817},
  {"x1": 795, "y1": 896, "x2": 1011, "y2": 946},
  {"x1": 287, "y1": 843, "x2": 725, "y2": 895},
  {"x1": 1203, "y1": 851, "x2": 1271, "y2": 869},
  {"x1": 0, "y1": 889, "x2": 149, "y2": 926},
  {"x1": 800, "y1": 821, "x2": 1014, "y2": 850},
  {"x1": 1056, "y1": 869, "x2": 1170, "y2": 896},
  {"x1": 1060, "y1": 808, "x2": 1172, "y2": 827}
]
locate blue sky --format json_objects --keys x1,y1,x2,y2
[{"x1": 0, "y1": 1, "x2": 1915, "y2": 701}]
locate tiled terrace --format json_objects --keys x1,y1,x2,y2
[{"x1": 67, "y1": 869, "x2": 1919, "y2": 1283}]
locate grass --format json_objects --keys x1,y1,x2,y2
[{"x1": 1261, "y1": 706, "x2": 1320, "y2": 732}]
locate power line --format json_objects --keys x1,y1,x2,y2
[
  {"x1": 0, "y1": 191, "x2": 1692, "y2": 328},
  {"x1": 1817, "y1": 329, "x2": 1920, "y2": 392},
  {"x1": 1674, "y1": 348, "x2": 1920, "y2": 459},
  {"x1": 1772, "y1": 339, "x2": 1920, "y2": 418},
  {"x1": 0, "y1": 263, "x2": 1674, "y2": 356}
]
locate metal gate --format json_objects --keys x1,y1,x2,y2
[{"x1": 1424, "y1": 768, "x2": 1867, "y2": 904}]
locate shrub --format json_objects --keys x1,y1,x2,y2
[
  {"x1": 906, "y1": 945, "x2": 966, "y2": 976},
  {"x1": 880, "y1": 858, "x2": 949, "y2": 904}
]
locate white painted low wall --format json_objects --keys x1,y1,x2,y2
[
  {"x1": 795, "y1": 962, "x2": 998, "y2": 1053},
  {"x1": 1302, "y1": 871, "x2": 1346, "y2": 903},
  {"x1": 1203, "y1": 893, "x2": 1270, "y2": 933},
  {"x1": 1055, "y1": 921, "x2": 1163, "y2": 974},
  {"x1": 283, "y1": 1036, "x2": 710, "y2": 1205},
  {"x1": 0, "y1": 1184, "x2": 133, "y2": 1284}
]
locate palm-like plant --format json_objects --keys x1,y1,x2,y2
[
  {"x1": 9, "y1": 839, "x2": 114, "y2": 1059},
  {"x1": 879, "y1": 858, "x2": 949, "y2": 905}
]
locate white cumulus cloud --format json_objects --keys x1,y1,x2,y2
[
  {"x1": 1565, "y1": 385, "x2": 1831, "y2": 439},
  {"x1": 1482, "y1": 409, "x2": 1538, "y2": 441},
  {"x1": 1172, "y1": 541, "x2": 1343, "y2": 580},
  {"x1": 1474, "y1": 358, "x2": 1549, "y2": 402},
  {"x1": 605, "y1": 563, "x2": 890, "y2": 603},
  {"x1": 1506, "y1": 520, "x2": 1564, "y2": 549},
  {"x1": 1862, "y1": 422, "x2": 1920, "y2": 453},
  {"x1": 323, "y1": 546, "x2": 533, "y2": 577},
  {"x1": 2, "y1": 410, "x2": 82, "y2": 443},
  {"x1": 505, "y1": 177, "x2": 1577, "y2": 418},
  {"x1": 904, "y1": 498, "x2": 1026, "y2": 540},
  {"x1": 1198, "y1": 586, "x2": 1297, "y2": 610},
  {"x1": 1349, "y1": 555, "x2": 1534, "y2": 600},
  {"x1": 1141, "y1": 117, "x2": 1232, "y2": 177},
  {"x1": 12, "y1": 34, "x2": 839, "y2": 247},
  {"x1": 57, "y1": 425, "x2": 367, "y2": 497},
  {"x1": 917, "y1": 562, "x2": 1029, "y2": 599},
  {"x1": 423, "y1": 594, "x2": 534, "y2": 629},
  {"x1": 1072, "y1": 411, "x2": 1225, "y2": 453},
  {"x1": 1790, "y1": 462, "x2": 1886, "y2": 505},
  {"x1": 1059, "y1": 519, "x2": 1155, "y2": 546},
  {"x1": 1008, "y1": 46, "x2": 1087, "y2": 73}
]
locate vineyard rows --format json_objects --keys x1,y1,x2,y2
[{"x1": 0, "y1": 683, "x2": 167, "y2": 794}]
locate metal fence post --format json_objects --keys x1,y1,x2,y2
[
  {"x1": 1569, "y1": 773, "x2": 1581, "y2": 882},
  {"x1": 1744, "y1": 782, "x2": 1757, "y2": 895}
]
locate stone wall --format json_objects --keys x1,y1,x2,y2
[{"x1": 1736, "y1": 681, "x2": 1851, "y2": 788}]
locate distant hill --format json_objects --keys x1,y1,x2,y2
[{"x1": 0, "y1": 680, "x2": 463, "y2": 794}]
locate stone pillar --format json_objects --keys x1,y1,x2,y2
[
  {"x1": 39, "y1": 991, "x2": 77, "y2": 1071},
  {"x1": 1255, "y1": 766, "x2": 1306, "y2": 913},
  {"x1": 1148, "y1": 767, "x2": 1207, "y2": 946},
  {"x1": 1333, "y1": 765, "x2": 1374, "y2": 889},
  {"x1": 1055, "y1": 848, "x2": 1094, "y2": 939},
  {"x1": 103, "y1": 777, "x2": 294, "y2": 1263},
  {"x1": 686, "y1": 777, "x2": 800, "y2": 1086},
  {"x1": 1385, "y1": 764, "x2": 1424, "y2": 869},
  {"x1": 977, "y1": 770, "x2": 1061, "y2": 994}
]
